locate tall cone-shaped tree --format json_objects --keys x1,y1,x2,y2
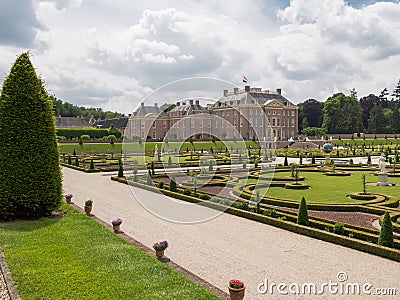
[
  {"x1": 297, "y1": 197, "x2": 309, "y2": 226},
  {"x1": 378, "y1": 212, "x2": 394, "y2": 248},
  {"x1": 0, "y1": 52, "x2": 62, "y2": 220}
]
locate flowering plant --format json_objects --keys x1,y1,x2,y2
[
  {"x1": 153, "y1": 240, "x2": 168, "y2": 251},
  {"x1": 112, "y1": 218, "x2": 123, "y2": 226},
  {"x1": 65, "y1": 194, "x2": 73, "y2": 198},
  {"x1": 229, "y1": 279, "x2": 244, "y2": 289},
  {"x1": 85, "y1": 199, "x2": 93, "y2": 206}
]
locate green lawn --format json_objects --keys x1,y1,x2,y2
[
  {"x1": 256, "y1": 171, "x2": 400, "y2": 203},
  {"x1": 0, "y1": 204, "x2": 220, "y2": 300},
  {"x1": 58, "y1": 141, "x2": 260, "y2": 154}
]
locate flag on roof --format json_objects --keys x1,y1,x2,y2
[{"x1": 242, "y1": 75, "x2": 248, "y2": 83}]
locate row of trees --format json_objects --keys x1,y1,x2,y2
[
  {"x1": 51, "y1": 95, "x2": 124, "y2": 119},
  {"x1": 298, "y1": 80, "x2": 400, "y2": 134}
]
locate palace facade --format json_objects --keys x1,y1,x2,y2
[{"x1": 123, "y1": 86, "x2": 298, "y2": 142}]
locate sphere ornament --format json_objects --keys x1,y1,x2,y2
[{"x1": 323, "y1": 143, "x2": 333, "y2": 153}]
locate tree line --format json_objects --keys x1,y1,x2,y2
[
  {"x1": 298, "y1": 80, "x2": 400, "y2": 135},
  {"x1": 51, "y1": 95, "x2": 125, "y2": 120}
]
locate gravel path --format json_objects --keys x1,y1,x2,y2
[{"x1": 63, "y1": 168, "x2": 400, "y2": 299}]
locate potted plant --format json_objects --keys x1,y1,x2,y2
[
  {"x1": 153, "y1": 240, "x2": 168, "y2": 259},
  {"x1": 84, "y1": 199, "x2": 93, "y2": 214},
  {"x1": 65, "y1": 194, "x2": 73, "y2": 204},
  {"x1": 228, "y1": 279, "x2": 245, "y2": 300},
  {"x1": 111, "y1": 218, "x2": 123, "y2": 232}
]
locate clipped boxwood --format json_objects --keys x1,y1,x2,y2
[
  {"x1": 349, "y1": 192, "x2": 377, "y2": 200},
  {"x1": 284, "y1": 182, "x2": 310, "y2": 189}
]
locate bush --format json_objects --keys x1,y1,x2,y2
[
  {"x1": 333, "y1": 222, "x2": 345, "y2": 235},
  {"x1": 199, "y1": 193, "x2": 210, "y2": 200},
  {"x1": 158, "y1": 181, "x2": 164, "y2": 189},
  {"x1": 90, "y1": 159, "x2": 95, "y2": 170},
  {"x1": 183, "y1": 189, "x2": 191, "y2": 196},
  {"x1": 170, "y1": 175, "x2": 177, "y2": 192},
  {"x1": 297, "y1": 197, "x2": 309, "y2": 226},
  {"x1": 378, "y1": 212, "x2": 394, "y2": 248},
  {"x1": 263, "y1": 209, "x2": 278, "y2": 218},
  {"x1": 118, "y1": 158, "x2": 123, "y2": 177},
  {"x1": 0, "y1": 52, "x2": 62, "y2": 220},
  {"x1": 146, "y1": 170, "x2": 152, "y2": 185},
  {"x1": 284, "y1": 154, "x2": 288, "y2": 166},
  {"x1": 56, "y1": 128, "x2": 110, "y2": 140}
]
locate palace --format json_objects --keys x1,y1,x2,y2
[{"x1": 115, "y1": 85, "x2": 298, "y2": 141}]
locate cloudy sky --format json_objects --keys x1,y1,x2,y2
[{"x1": 1, "y1": 0, "x2": 400, "y2": 114}]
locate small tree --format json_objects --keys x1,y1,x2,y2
[
  {"x1": 297, "y1": 197, "x2": 309, "y2": 226},
  {"x1": 311, "y1": 154, "x2": 315, "y2": 164},
  {"x1": 75, "y1": 157, "x2": 79, "y2": 167},
  {"x1": 73, "y1": 149, "x2": 77, "y2": 156},
  {"x1": 146, "y1": 170, "x2": 152, "y2": 185},
  {"x1": 68, "y1": 155, "x2": 72, "y2": 165},
  {"x1": 189, "y1": 136, "x2": 193, "y2": 144},
  {"x1": 151, "y1": 161, "x2": 155, "y2": 175},
  {"x1": 284, "y1": 154, "x2": 288, "y2": 166},
  {"x1": 367, "y1": 153, "x2": 371, "y2": 165},
  {"x1": 208, "y1": 159, "x2": 213, "y2": 171},
  {"x1": 361, "y1": 173, "x2": 366, "y2": 194},
  {"x1": 133, "y1": 166, "x2": 138, "y2": 182},
  {"x1": 108, "y1": 135, "x2": 116, "y2": 147},
  {"x1": 79, "y1": 136, "x2": 84, "y2": 148},
  {"x1": 90, "y1": 159, "x2": 95, "y2": 170},
  {"x1": 168, "y1": 156, "x2": 172, "y2": 167},
  {"x1": 118, "y1": 158, "x2": 123, "y2": 177},
  {"x1": 299, "y1": 154, "x2": 303, "y2": 165},
  {"x1": 169, "y1": 175, "x2": 177, "y2": 192},
  {"x1": 378, "y1": 212, "x2": 394, "y2": 248}
]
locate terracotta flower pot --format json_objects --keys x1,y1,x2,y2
[
  {"x1": 228, "y1": 286, "x2": 245, "y2": 300},
  {"x1": 155, "y1": 249, "x2": 165, "y2": 258},
  {"x1": 84, "y1": 205, "x2": 92, "y2": 214},
  {"x1": 113, "y1": 224, "x2": 120, "y2": 232}
]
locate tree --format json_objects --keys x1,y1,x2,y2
[
  {"x1": 322, "y1": 93, "x2": 362, "y2": 134},
  {"x1": 301, "y1": 117, "x2": 309, "y2": 130},
  {"x1": 298, "y1": 99, "x2": 323, "y2": 131},
  {"x1": 349, "y1": 87, "x2": 358, "y2": 99},
  {"x1": 146, "y1": 170, "x2": 152, "y2": 185},
  {"x1": 297, "y1": 197, "x2": 309, "y2": 226},
  {"x1": 378, "y1": 212, "x2": 394, "y2": 248},
  {"x1": 379, "y1": 88, "x2": 390, "y2": 108},
  {"x1": 368, "y1": 105, "x2": 386, "y2": 133},
  {"x1": 118, "y1": 158, "x2": 123, "y2": 177},
  {"x1": 90, "y1": 159, "x2": 95, "y2": 170},
  {"x1": 284, "y1": 154, "x2": 288, "y2": 166},
  {"x1": 392, "y1": 79, "x2": 400, "y2": 103},
  {"x1": 169, "y1": 175, "x2": 177, "y2": 192},
  {"x1": 0, "y1": 52, "x2": 62, "y2": 220},
  {"x1": 167, "y1": 156, "x2": 172, "y2": 166},
  {"x1": 360, "y1": 94, "x2": 380, "y2": 130},
  {"x1": 391, "y1": 105, "x2": 400, "y2": 133}
]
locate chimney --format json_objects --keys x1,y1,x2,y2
[
  {"x1": 223, "y1": 89, "x2": 228, "y2": 96},
  {"x1": 195, "y1": 100, "x2": 199, "y2": 105},
  {"x1": 245, "y1": 85, "x2": 250, "y2": 92},
  {"x1": 276, "y1": 88, "x2": 282, "y2": 95},
  {"x1": 233, "y1": 88, "x2": 239, "y2": 95},
  {"x1": 189, "y1": 100, "x2": 194, "y2": 105},
  {"x1": 141, "y1": 102, "x2": 144, "y2": 107},
  {"x1": 154, "y1": 103, "x2": 158, "y2": 107},
  {"x1": 176, "y1": 101, "x2": 180, "y2": 106}
]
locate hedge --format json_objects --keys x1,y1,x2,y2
[{"x1": 56, "y1": 128, "x2": 121, "y2": 139}]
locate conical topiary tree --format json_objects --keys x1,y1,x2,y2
[
  {"x1": 90, "y1": 159, "x2": 95, "y2": 170},
  {"x1": 284, "y1": 154, "x2": 288, "y2": 166},
  {"x1": 118, "y1": 158, "x2": 123, "y2": 177},
  {"x1": 170, "y1": 175, "x2": 177, "y2": 192},
  {"x1": 378, "y1": 212, "x2": 394, "y2": 248},
  {"x1": 0, "y1": 52, "x2": 62, "y2": 220},
  {"x1": 297, "y1": 197, "x2": 309, "y2": 226}
]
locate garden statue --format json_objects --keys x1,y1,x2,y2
[
  {"x1": 378, "y1": 154, "x2": 387, "y2": 174},
  {"x1": 154, "y1": 144, "x2": 159, "y2": 161}
]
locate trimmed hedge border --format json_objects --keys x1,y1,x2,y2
[
  {"x1": 60, "y1": 162, "x2": 100, "y2": 173},
  {"x1": 111, "y1": 176, "x2": 400, "y2": 262},
  {"x1": 349, "y1": 192, "x2": 377, "y2": 200},
  {"x1": 284, "y1": 182, "x2": 310, "y2": 189}
]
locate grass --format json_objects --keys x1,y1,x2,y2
[
  {"x1": 256, "y1": 170, "x2": 400, "y2": 203},
  {"x1": 0, "y1": 204, "x2": 220, "y2": 300},
  {"x1": 58, "y1": 141, "x2": 260, "y2": 154}
]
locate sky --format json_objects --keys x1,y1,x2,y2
[{"x1": 0, "y1": 0, "x2": 400, "y2": 114}]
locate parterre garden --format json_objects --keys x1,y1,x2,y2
[{"x1": 60, "y1": 140, "x2": 400, "y2": 261}]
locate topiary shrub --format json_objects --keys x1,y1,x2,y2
[
  {"x1": 118, "y1": 158, "x2": 123, "y2": 177},
  {"x1": 199, "y1": 193, "x2": 210, "y2": 200},
  {"x1": 146, "y1": 170, "x2": 153, "y2": 185},
  {"x1": 297, "y1": 197, "x2": 309, "y2": 226},
  {"x1": 378, "y1": 212, "x2": 394, "y2": 248},
  {"x1": 158, "y1": 181, "x2": 164, "y2": 189},
  {"x1": 90, "y1": 159, "x2": 95, "y2": 170},
  {"x1": 169, "y1": 175, "x2": 177, "y2": 192},
  {"x1": 284, "y1": 154, "x2": 288, "y2": 166},
  {"x1": 0, "y1": 52, "x2": 62, "y2": 220},
  {"x1": 333, "y1": 222, "x2": 345, "y2": 235}
]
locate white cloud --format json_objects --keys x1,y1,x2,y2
[{"x1": 0, "y1": 0, "x2": 400, "y2": 115}]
